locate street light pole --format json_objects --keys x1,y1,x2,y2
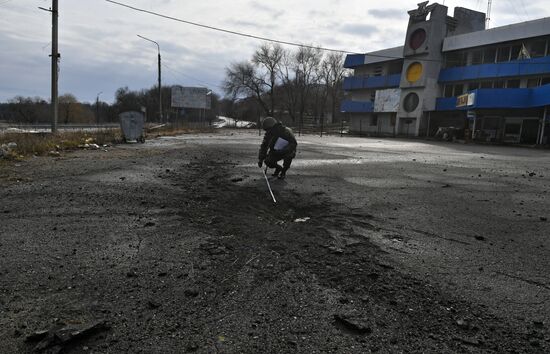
[
  {"x1": 96, "y1": 91, "x2": 103, "y2": 125},
  {"x1": 137, "y1": 35, "x2": 162, "y2": 123}
]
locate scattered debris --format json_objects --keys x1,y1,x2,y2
[
  {"x1": 147, "y1": 300, "x2": 161, "y2": 309},
  {"x1": 334, "y1": 314, "x2": 372, "y2": 335},
  {"x1": 456, "y1": 319, "x2": 469, "y2": 329},
  {"x1": 294, "y1": 217, "x2": 310, "y2": 223},
  {"x1": 540, "y1": 217, "x2": 547, "y2": 222},
  {"x1": 474, "y1": 235, "x2": 486, "y2": 241},
  {"x1": 230, "y1": 177, "x2": 243, "y2": 183},
  {"x1": 28, "y1": 320, "x2": 110, "y2": 353},
  {"x1": 144, "y1": 222, "x2": 155, "y2": 227}
]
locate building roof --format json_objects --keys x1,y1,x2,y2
[
  {"x1": 443, "y1": 16, "x2": 550, "y2": 52},
  {"x1": 344, "y1": 46, "x2": 403, "y2": 68}
]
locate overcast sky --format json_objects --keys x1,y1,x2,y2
[{"x1": 0, "y1": 0, "x2": 548, "y2": 103}]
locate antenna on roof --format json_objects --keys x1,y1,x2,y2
[{"x1": 486, "y1": 0, "x2": 492, "y2": 28}]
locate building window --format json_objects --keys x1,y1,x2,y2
[
  {"x1": 531, "y1": 40, "x2": 547, "y2": 58},
  {"x1": 507, "y1": 79, "x2": 521, "y2": 88},
  {"x1": 370, "y1": 115, "x2": 378, "y2": 126},
  {"x1": 497, "y1": 47, "x2": 511, "y2": 62},
  {"x1": 454, "y1": 84, "x2": 464, "y2": 95},
  {"x1": 541, "y1": 77, "x2": 550, "y2": 86},
  {"x1": 390, "y1": 114, "x2": 396, "y2": 126},
  {"x1": 443, "y1": 85, "x2": 454, "y2": 98},
  {"x1": 493, "y1": 80, "x2": 505, "y2": 88},
  {"x1": 469, "y1": 82, "x2": 480, "y2": 90},
  {"x1": 483, "y1": 48, "x2": 497, "y2": 64},
  {"x1": 471, "y1": 50, "x2": 483, "y2": 65},
  {"x1": 480, "y1": 81, "x2": 492, "y2": 89},
  {"x1": 527, "y1": 78, "x2": 541, "y2": 88},
  {"x1": 511, "y1": 45, "x2": 522, "y2": 60}
]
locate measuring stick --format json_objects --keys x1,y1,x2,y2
[{"x1": 261, "y1": 167, "x2": 277, "y2": 203}]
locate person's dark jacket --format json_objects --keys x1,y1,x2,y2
[{"x1": 258, "y1": 123, "x2": 297, "y2": 161}]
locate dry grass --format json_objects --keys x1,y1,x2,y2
[
  {"x1": 0, "y1": 124, "x2": 217, "y2": 161},
  {"x1": 0, "y1": 129, "x2": 122, "y2": 159}
]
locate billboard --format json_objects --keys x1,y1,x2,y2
[
  {"x1": 374, "y1": 89, "x2": 400, "y2": 113},
  {"x1": 171, "y1": 86, "x2": 211, "y2": 109}
]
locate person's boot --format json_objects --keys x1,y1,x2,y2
[
  {"x1": 278, "y1": 169, "x2": 287, "y2": 180},
  {"x1": 272, "y1": 165, "x2": 282, "y2": 177}
]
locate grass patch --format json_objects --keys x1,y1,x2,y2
[{"x1": 0, "y1": 129, "x2": 122, "y2": 159}]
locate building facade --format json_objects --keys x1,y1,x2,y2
[{"x1": 342, "y1": 2, "x2": 550, "y2": 144}]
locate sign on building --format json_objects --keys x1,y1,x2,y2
[
  {"x1": 456, "y1": 93, "x2": 475, "y2": 108},
  {"x1": 171, "y1": 86, "x2": 211, "y2": 109},
  {"x1": 374, "y1": 89, "x2": 401, "y2": 112}
]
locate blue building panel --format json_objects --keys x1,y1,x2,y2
[
  {"x1": 343, "y1": 74, "x2": 401, "y2": 90},
  {"x1": 340, "y1": 100, "x2": 374, "y2": 113},
  {"x1": 436, "y1": 84, "x2": 550, "y2": 111},
  {"x1": 344, "y1": 54, "x2": 366, "y2": 68},
  {"x1": 439, "y1": 56, "x2": 550, "y2": 83}
]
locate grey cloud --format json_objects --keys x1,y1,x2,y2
[
  {"x1": 248, "y1": 1, "x2": 285, "y2": 18},
  {"x1": 368, "y1": 8, "x2": 406, "y2": 19},
  {"x1": 339, "y1": 23, "x2": 378, "y2": 37}
]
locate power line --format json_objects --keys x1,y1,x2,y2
[
  {"x1": 105, "y1": 0, "x2": 367, "y2": 55},
  {"x1": 106, "y1": 0, "x2": 550, "y2": 68},
  {"x1": 162, "y1": 62, "x2": 224, "y2": 90}
]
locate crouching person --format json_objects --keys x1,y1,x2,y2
[{"x1": 258, "y1": 117, "x2": 297, "y2": 180}]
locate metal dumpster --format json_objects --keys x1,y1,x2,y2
[{"x1": 119, "y1": 111, "x2": 145, "y2": 143}]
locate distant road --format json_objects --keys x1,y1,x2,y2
[{"x1": 0, "y1": 123, "x2": 120, "y2": 133}]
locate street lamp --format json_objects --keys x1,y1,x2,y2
[
  {"x1": 96, "y1": 91, "x2": 102, "y2": 125},
  {"x1": 137, "y1": 34, "x2": 162, "y2": 123}
]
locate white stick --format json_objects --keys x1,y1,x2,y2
[{"x1": 262, "y1": 167, "x2": 277, "y2": 203}]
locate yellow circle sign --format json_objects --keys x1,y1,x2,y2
[{"x1": 406, "y1": 62, "x2": 423, "y2": 83}]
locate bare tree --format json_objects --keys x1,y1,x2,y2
[
  {"x1": 252, "y1": 43, "x2": 283, "y2": 116},
  {"x1": 277, "y1": 51, "x2": 299, "y2": 123},
  {"x1": 294, "y1": 46, "x2": 322, "y2": 134},
  {"x1": 223, "y1": 61, "x2": 271, "y2": 116},
  {"x1": 319, "y1": 52, "x2": 348, "y2": 123}
]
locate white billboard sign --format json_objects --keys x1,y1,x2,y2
[
  {"x1": 374, "y1": 89, "x2": 400, "y2": 113},
  {"x1": 171, "y1": 86, "x2": 211, "y2": 109}
]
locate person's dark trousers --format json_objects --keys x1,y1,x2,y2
[{"x1": 265, "y1": 151, "x2": 293, "y2": 173}]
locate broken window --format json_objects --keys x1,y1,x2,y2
[
  {"x1": 454, "y1": 84, "x2": 464, "y2": 95},
  {"x1": 493, "y1": 80, "x2": 505, "y2": 88},
  {"x1": 511, "y1": 45, "x2": 522, "y2": 60},
  {"x1": 443, "y1": 85, "x2": 454, "y2": 98},
  {"x1": 541, "y1": 77, "x2": 550, "y2": 86},
  {"x1": 471, "y1": 50, "x2": 483, "y2": 65},
  {"x1": 483, "y1": 48, "x2": 497, "y2": 64},
  {"x1": 468, "y1": 82, "x2": 480, "y2": 91},
  {"x1": 530, "y1": 40, "x2": 547, "y2": 58},
  {"x1": 527, "y1": 78, "x2": 540, "y2": 88},
  {"x1": 497, "y1": 47, "x2": 511, "y2": 62},
  {"x1": 506, "y1": 79, "x2": 520, "y2": 88},
  {"x1": 480, "y1": 81, "x2": 492, "y2": 89}
]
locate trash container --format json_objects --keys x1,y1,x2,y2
[{"x1": 119, "y1": 111, "x2": 145, "y2": 143}]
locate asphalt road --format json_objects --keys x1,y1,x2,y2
[{"x1": 1, "y1": 129, "x2": 549, "y2": 353}]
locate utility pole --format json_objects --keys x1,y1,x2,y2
[
  {"x1": 137, "y1": 35, "x2": 162, "y2": 123},
  {"x1": 40, "y1": 1, "x2": 59, "y2": 133}
]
